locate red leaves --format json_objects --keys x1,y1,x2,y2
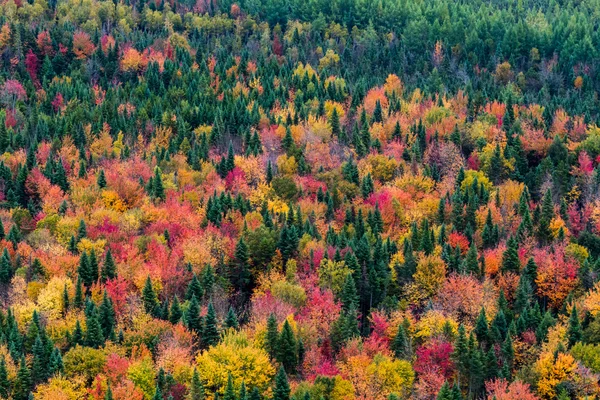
[{"x1": 414, "y1": 340, "x2": 455, "y2": 379}]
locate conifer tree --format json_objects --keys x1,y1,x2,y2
[
  {"x1": 13, "y1": 356, "x2": 31, "y2": 400},
  {"x1": 85, "y1": 309, "x2": 105, "y2": 348},
  {"x1": 142, "y1": 276, "x2": 159, "y2": 316},
  {"x1": 0, "y1": 357, "x2": 9, "y2": 399},
  {"x1": 186, "y1": 295, "x2": 202, "y2": 334},
  {"x1": 273, "y1": 367, "x2": 290, "y2": 400},
  {"x1": 169, "y1": 296, "x2": 183, "y2": 324},
  {"x1": 278, "y1": 320, "x2": 298, "y2": 374},
  {"x1": 101, "y1": 249, "x2": 117, "y2": 282},
  {"x1": 224, "y1": 307, "x2": 239, "y2": 329},
  {"x1": 266, "y1": 314, "x2": 279, "y2": 359},
  {"x1": 97, "y1": 169, "x2": 107, "y2": 188},
  {"x1": 568, "y1": 305, "x2": 582, "y2": 346},
  {"x1": 203, "y1": 303, "x2": 219, "y2": 348},
  {"x1": 189, "y1": 368, "x2": 205, "y2": 400},
  {"x1": 187, "y1": 273, "x2": 204, "y2": 301}
]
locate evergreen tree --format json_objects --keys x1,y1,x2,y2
[
  {"x1": 187, "y1": 273, "x2": 204, "y2": 300},
  {"x1": 224, "y1": 307, "x2": 239, "y2": 329},
  {"x1": 189, "y1": 368, "x2": 205, "y2": 400},
  {"x1": 568, "y1": 305, "x2": 582, "y2": 346},
  {"x1": 153, "y1": 168, "x2": 166, "y2": 201},
  {"x1": 277, "y1": 320, "x2": 298, "y2": 374},
  {"x1": 142, "y1": 276, "x2": 159, "y2": 316},
  {"x1": 169, "y1": 296, "x2": 183, "y2": 324},
  {"x1": 13, "y1": 356, "x2": 31, "y2": 400},
  {"x1": 538, "y1": 189, "x2": 554, "y2": 244},
  {"x1": 97, "y1": 169, "x2": 107, "y2": 188},
  {"x1": 203, "y1": 303, "x2": 219, "y2": 348},
  {"x1": 85, "y1": 308, "x2": 105, "y2": 348},
  {"x1": 329, "y1": 107, "x2": 341, "y2": 137},
  {"x1": 501, "y1": 236, "x2": 520, "y2": 273},
  {"x1": 272, "y1": 367, "x2": 290, "y2": 400},
  {"x1": 266, "y1": 314, "x2": 279, "y2": 359},
  {"x1": 186, "y1": 295, "x2": 202, "y2": 333},
  {"x1": 0, "y1": 357, "x2": 9, "y2": 399},
  {"x1": 99, "y1": 291, "x2": 116, "y2": 339},
  {"x1": 391, "y1": 324, "x2": 411, "y2": 359},
  {"x1": 101, "y1": 249, "x2": 117, "y2": 282}
]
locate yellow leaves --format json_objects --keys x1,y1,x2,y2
[
  {"x1": 307, "y1": 115, "x2": 333, "y2": 142},
  {"x1": 324, "y1": 100, "x2": 345, "y2": 119},
  {"x1": 338, "y1": 354, "x2": 414, "y2": 399},
  {"x1": 102, "y1": 190, "x2": 127, "y2": 212},
  {"x1": 549, "y1": 217, "x2": 568, "y2": 238},
  {"x1": 34, "y1": 375, "x2": 87, "y2": 400},
  {"x1": 293, "y1": 62, "x2": 318, "y2": 80},
  {"x1": 319, "y1": 49, "x2": 340, "y2": 69},
  {"x1": 76, "y1": 238, "x2": 106, "y2": 254},
  {"x1": 152, "y1": 126, "x2": 173, "y2": 153},
  {"x1": 534, "y1": 351, "x2": 577, "y2": 399},
  {"x1": 120, "y1": 47, "x2": 147, "y2": 73},
  {"x1": 267, "y1": 199, "x2": 289, "y2": 215},
  {"x1": 127, "y1": 355, "x2": 156, "y2": 399},
  {"x1": 358, "y1": 154, "x2": 398, "y2": 183},
  {"x1": 270, "y1": 278, "x2": 307, "y2": 308},
  {"x1": 318, "y1": 258, "x2": 352, "y2": 295},
  {"x1": 461, "y1": 170, "x2": 493, "y2": 192},
  {"x1": 277, "y1": 154, "x2": 298, "y2": 175},
  {"x1": 414, "y1": 310, "x2": 458, "y2": 340},
  {"x1": 37, "y1": 277, "x2": 72, "y2": 320},
  {"x1": 583, "y1": 281, "x2": 600, "y2": 317},
  {"x1": 195, "y1": 330, "x2": 275, "y2": 397},
  {"x1": 64, "y1": 345, "x2": 107, "y2": 383},
  {"x1": 409, "y1": 255, "x2": 447, "y2": 303},
  {"x1": 383, "y1": 74, "x2": 403, "y2": 97}
]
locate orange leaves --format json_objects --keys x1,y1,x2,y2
[
  {"x1": 534, "y1": 246, "x2": 580, "y2": 309},
  {"x1": 120, "y1": 47, "x2": 148, "y2": 73},
  {"x1": 72, "y1": 31, "x2": 95, "y2": 60},
  {"x1": 363, "y1": 87, "x2": 388, "y2": 116},
  {"x1": 435, "y1": 274, "x2": 497, "y2": 325}
]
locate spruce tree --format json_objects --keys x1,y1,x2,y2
[
  {"x1": 391, "y1": 324, "x2": 410, "y2": 359},
  {"x1": 13, "y1": 356, "x2": 31, "y2": 400},
  {"x1": 99, "y1": 291, "x2": 116, "y2": 339},
  {"x1": 568, "y1": 305, "x2": 582, "y2": 346},
  {"x1": 0, "y1": 357, "x2": 8, "y2": 399},
  {"x1": 277, "y1": 320, "x2": 297, "y2": 374},
  {"x1": 189, "y1": 368, "x2": 205, "y2": 400},
  {"x1": 169, "y1": 296, "x2": 183, "y2": 324},
  {"x1": 142, "y1": 276, "x2": 159, "y2": 316},
  {"x1": 186, "y1": 295, "x2": 202, "y2": 333},
  {"x1": 153, "y1": 168, "x2": 165, "y2": 201},
  {"x1": 187, "y1": 273, "x2": 204, "y2": 300},
  {"x1": 97, "y1": 169, "x2": 107, "y2": 188},
  {"x1": 266, "y1": 313, "x2": 279, "y2": 359},
  {"x1": 85, "y1": 309, "x2": 105, "y2": 348},
  {"x1": 203, "y1": 303, "x2": 219, "y2": 348},
  {"x1": 224, "y1": 307, "x2": 239, "y2": 329},
  {"x1": 101, "y1": 249, "x2": 117, "y2": 282},
  {"x1": 272, "y1": 367, "x2": 290, "y2": 400},
  {"x1": 501, "y1": 236, "x2": 520, "y2": 273}
]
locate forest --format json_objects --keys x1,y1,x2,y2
[{"x1": 1, "y1": 0, "x2": 600, "y2": 398}]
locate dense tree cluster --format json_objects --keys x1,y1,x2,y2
[{"x1": 2, "y1": 0, "x2": 600, "y2": 399}]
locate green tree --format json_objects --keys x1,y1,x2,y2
[
  {"x1": 277, "y1": 320, "x2": 297, "y2": 374},
  {"x1": 142, "y1": 276, "x2": 159, "y2": 316},
  {"x1": 272, "y1": 367, "x2": 290, "y2": 400},
  {"x1": 203, "y1": 303, "x2": 219, "y2": 348}
]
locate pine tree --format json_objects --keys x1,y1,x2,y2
[
  {"x1": 105, "y1": 384, "x2": 114, "y2": 400},
  {"x1": 329, "y1": 107, "x2": 341, "y2": 137},
  {"x1": 0, "y1": 248, "x2": 12, "y2": 284},
  {"x1": 203, "y1": 303, "x2": 219, "y2": 348},
  {"x1": 186, "y1": 295, "x2": 202, "y2": 333},
  {"x1": 463, "y1": 242, "x2": 479, "y2": 275},
  {"x1": 189, "y1": 368, "x2": 205, "y2": 400},
  {"x1": 74, "y1": 277, "x2": 84, "y2": 309},
  {"x1": 501, "y1": 236, "x2": 520, "y2": 273},
  {"x1": 224, "y1": 373, "x2": 235, "y2": 400},
  {"x1": 224, "y1": 307, "x2": 239, "y2": 329},
  {"x1": 187, "y1": 273, "x2": 204, "y2": 301},
  {"x1": 0, "y1": 357, "x2": 9, "y2": 399},
  {"x1": 101, "y1": 249, "x2": 117, "y2": 282},
  {"x1": 272, "y1": 367, "x2": 290, "y2": 400},
  {"x1": 278, "y1": 320, "x2": 297, "y2": 374},
  {"x1": 13, "y1": 356, "x2": 31, "y2": 400},
  {"x1": 97, "y1": 169, "x2": 107, "y2": 188},
  {"x1": 340, "y1": 274, "x2": 359, "y2": 311},
  {"x1": 169, "y1": 296, "x2": 183, "y2": 324},
  {"x1": 85, "y1": 309, "x2": 105, "y2": 348},
  {"x1": 77, "y1": 219, "x2": 87, "y2": 241},
  {"x1": 31, "y1": 335, "x2": 47, "y2": 384},
  {"x1": 142, "y1": 276, "x2": 159, "y2": 316},
  {"x1": 49, "y1": 348, "x2": 63, "y2": 375},
  {"x1": 153, "y1": 168, "x2": 165, "y2": 201},
  {"x1": 568, "y1": 305, "x2": 582, "y2": 346},
  {"x1": 391, "y1": 324, "x2": 410, "y2": 359},
  {"x1": 266, "y1": 313, "x2": 279, "y2": 359},
  {"x1": 99, "y1": 291, "x2": 116, "y2": 339}
]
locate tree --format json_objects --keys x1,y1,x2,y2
[
  {"x1": 277, "y1": 320, "x2": 297, "y2": 374},
  {"x1": 501, "y1": 236, "x2": 520, "y2": 273},
  {"x1": 13, "y1": 356, "x2": 31, "y2": 400},
  {"x1": 568, "y1": 305, "x2": 583, "y2": 346},
  {"x1": 266, "y1": 314, "x2": 279, "y2": 359},
  {"x1": 329, "y1": 108, "x2": 341, "y2": 137},
  {"x1": 97, "y1": 169, "x2": 107, "y2": 188},
  {"x1": 186, "y1": 295, "x2": 202, "y2": 333},
  {"x1": 142, "y1": 276, "x2": 159, "y2": 316},
  {"x1": 189, "y1": 368, "x2": 205, "y2": 400},
  {"x1": 153, "y1": 168, "x2": 165, "y2": 201},
  {"x1": 99, "y1": 291, "x2": 116, "y2": 339},
  {"x1": 538, "y1": 189, "x2": 554, "y2": 244},
  {"x1": 224, "y1": 307, "x2": 239, "y2": 329},
  {"x1": 203, "y1": 303, "x2": 219, "y2": 348},
  {"x1": 85, "y1": 308, "x2": 105, "y2": 348},
  {"x1": 169, "y1": 296, "x2": 183, "y2": 324},
  {"x1": 101, "y1": 249, "x2": 117, "y2": 282},
  {"x1": 0, "y1": 357, "x2": 9, "y2": 399},
  {"x1": 272, "y1": 367, "x2": 290, "y2": 400}
]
